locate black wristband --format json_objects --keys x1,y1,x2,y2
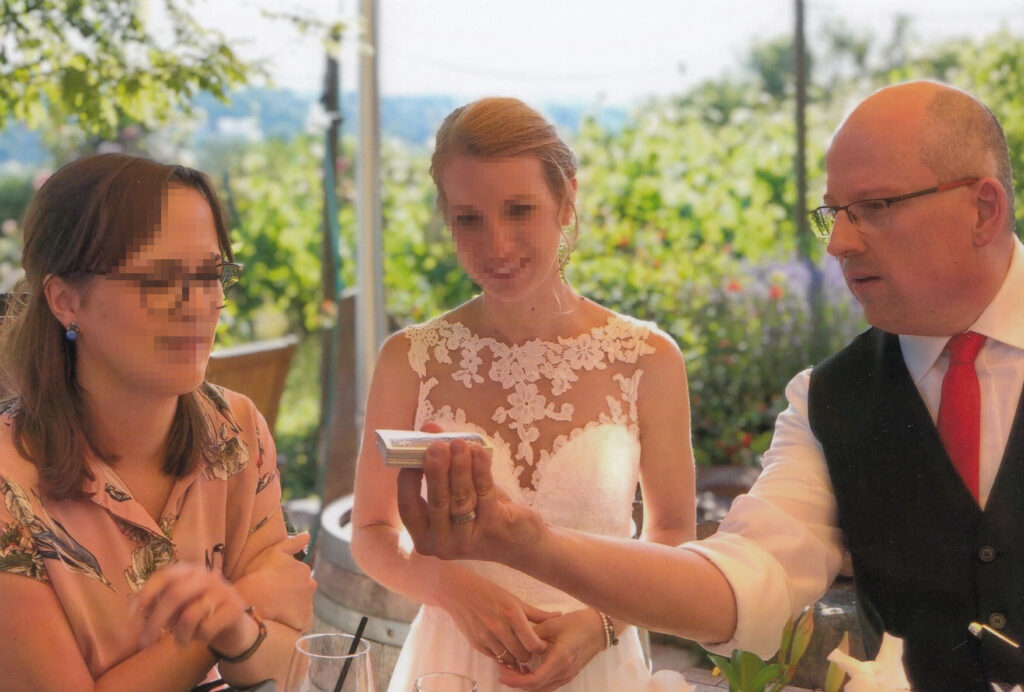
[{"x1": 209, "y1": 606, "x2": 267, "y2": 664}]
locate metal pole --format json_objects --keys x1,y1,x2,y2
[
  {"x1": 794, "y1": 0, "x2": 825, "y2": 354},
  {"x1": 795, "y1": 0, "x2": 809, "y2": 254},
  {"x1": 314, "y1": 26, "x2": 344, "y2": 536},
  {"x1": 356, "y1": 0, "x2": 385, "y2": 411}
]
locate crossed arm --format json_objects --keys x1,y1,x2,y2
[{"x1": 0, "y1": 532, "x2": 314, "y2": 691}]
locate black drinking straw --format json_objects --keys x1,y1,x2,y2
[{"x1": 334, "y1": 616, "x2": 369, "y2": 692}]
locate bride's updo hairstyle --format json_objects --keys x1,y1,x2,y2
[{"x1": 430, "y1": 97, "x2": 579, "y2": 259}]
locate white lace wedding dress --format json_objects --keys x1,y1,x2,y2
[{"x1": 387, "y1": 312, "x2": 686, "y2": 691}]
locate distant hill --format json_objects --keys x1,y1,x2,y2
[
  {"x1": 0, "y1": 89, "x2": 628, "y2": 167},
  {"x1": 193, "y1": 88, "x2": 627, "y2": 146}
]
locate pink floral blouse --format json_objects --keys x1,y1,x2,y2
[{"x1": 0, "y1": 385, "x2": 288, "y2": 679}]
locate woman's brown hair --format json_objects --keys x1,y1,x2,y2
[
  {"x1": 430, "y1": 97, "x2": 580, "y2": 257},
  {"x1": 0, "y1": 153, "x2": 233, "y2": 499}
]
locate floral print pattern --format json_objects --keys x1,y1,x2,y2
[
  {"x1": 202, "y1": 384, "x2": 251, "y2": 481},
  {"x1": 0, "y1": 478, "x2": 113, "y2": 589},
  {"x1": 118, "y1": 517, "x2": 176, "y2": 593},
  {"x1": 104, "y1": 483, "x2": 131, "y2": 502},
  {"x1": 0, "y1": 387, "x2": 284, "y2": 679},
  {"x1": 254, "y1": 421, "x2": 276, "y2": 495},
  {"x1": 0, "y1": 517, "x2": 46, "y2": 581},
  {"x1": 0, "y1": 385, "x2": 269, "y2": 592}
]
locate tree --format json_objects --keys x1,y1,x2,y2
[{"x1": 0, "y1": 0, "x2": 254, "y2": 142}]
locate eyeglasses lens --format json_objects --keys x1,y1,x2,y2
[{"x1": 810, "y1": 208, "x2": 836, "y2": 240}]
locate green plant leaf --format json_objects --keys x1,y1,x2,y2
[
  {"x1": 778, "y1": 615, "x2": 796, "y2": 664},
  {"x1": 708, "y1": 653, "x2": 742, "y2": 690},
  {"x1": 824, "y1": 631, "x2": 851, "y2": 692},
  {"x1": 735, "y1": 649, "x2": 770, "y2": 691},
  {"x1": 788, "y1": 606, "x2": 815, "y2": 667}
]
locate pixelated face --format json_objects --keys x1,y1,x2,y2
[
  {"x1": 824, "y1": 103, "x2": 980, "y2": 336},
  {"x1": 73, "y1": 186, "x2": 223, "y2": 397},
  {"x1": 441, "y1": 156, "x2": 568, "y2": 302}
]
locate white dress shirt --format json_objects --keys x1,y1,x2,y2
[{"x1": 685, "y1": 238, "x2": 1024, "y2": 659}]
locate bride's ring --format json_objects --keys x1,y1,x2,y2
[
  {"x1": 450, "y1": 509, "x2": 476, "y2": 525},
  {"x1": 495, "y1": 647, "x2": 511, "y2": 663}
]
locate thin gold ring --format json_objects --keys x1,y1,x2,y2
[{"x1": 451, "y1": 509, "x2": 476, "y2": 525}]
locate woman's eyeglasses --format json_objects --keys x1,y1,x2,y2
[{"x1": 87, "y1": 261, "x2": 244, "y2": 312}]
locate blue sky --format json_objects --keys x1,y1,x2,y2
[{"x1": 193, "y1": 0, "x2": 1024, "y2": 105}]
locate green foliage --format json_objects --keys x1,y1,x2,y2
[
  {"x1": 0, "y1": 174, "x2": 33, "y2": 225},
  {"x1": 0, "y1": 175, "x2": 30, "y2": 292},
  {"x1": 565, "y1": 72, "x2": 860, "y2": 465},
  {"x1": 709, "y1": 608, "x2": 814, "y2": 692},
  {"x1": 206, "y1": 27, "x2": 1024, "y2": 476},
  {"x1": 274, "y1": 336, "x2": 323, "y2": 500},
  {"x1": 380, "y1": 139, "x2": 476, "y2": 324},
  {"x1": 0, "y1": 0, "x2": 253, "y2": 141},
  {"x1": 202, "y1": 136, "x2": 333, "y2": 344},
  {"x1": 880, "y1": 32, "x2": 1024, "y2": 232},
  {"x1": 5, "y1": 16, "x2": 1024, "y2": 494},
  {"x1": 708, "y1": 651, "x2": 785, "y2": 692}
]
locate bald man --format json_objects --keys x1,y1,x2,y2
[{"x1": 398, "y1": 81, "x2": 1023, "y2": 691}]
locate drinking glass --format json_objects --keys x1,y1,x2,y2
[
  {"x1": 413, "y1": 672, "x2": 478, "y2": 692},
  {"x1": 284, "y1": 633, "x2": 376, "y2": 692}
]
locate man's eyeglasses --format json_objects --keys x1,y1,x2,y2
[
  {"x1": 89, "y1": 261, "x2": 244, "y2": 312},
  {"x1": 809, "y1": 177, "x2": 979, "y2": 241}
]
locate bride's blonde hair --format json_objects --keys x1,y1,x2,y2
[{"x1": 430, "y1": 97, "x2": 579, "y2": 259}]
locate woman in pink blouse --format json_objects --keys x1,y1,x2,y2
[{"x1": 0, "y1": 154, "x2": 315, "y2": 690}]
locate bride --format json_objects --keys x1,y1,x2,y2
[{"x1": 351, "y1": 97, "x2": 696, "y2": 691}]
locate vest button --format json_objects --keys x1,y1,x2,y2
[
  {"x1": 979, "y1": 546, "x2": 997, "y2": 562},
  {"x1": 989, "y1": 612, "x2": 1007, "y2": 629}
]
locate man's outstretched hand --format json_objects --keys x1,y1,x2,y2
[{"x1": 396, "y1": 433, "x2": 544, "y2": 566}]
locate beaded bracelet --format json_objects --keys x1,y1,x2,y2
[
  {"x1": 209, "y1": 606, "x2": 267, "y2": 664},
  {"x1": 598, "y1": 611, "x2": 619, "y2": 649}
]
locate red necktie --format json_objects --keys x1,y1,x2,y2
[{"x1": 937, "y1": 332, "x2": 986, "y2": 501}]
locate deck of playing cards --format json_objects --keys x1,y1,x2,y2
[{"x1": 375, "y1": 429, "x2": 491, "y2": 468}]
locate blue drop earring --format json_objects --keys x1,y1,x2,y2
[{"x1": 65, "y1": 323, "x2": 80, "y2": 342}]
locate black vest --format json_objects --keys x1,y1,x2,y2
[{"x1": 808, "y1": 328, "x2": 1024, "y2": 691}]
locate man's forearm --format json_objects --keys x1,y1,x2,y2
[{"x1": 504, "y1": 524, "x2": 737, "y2": 642}]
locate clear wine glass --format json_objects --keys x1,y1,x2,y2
[
  {"x1": 413, "y1": 672, "x2": 478, "y2": 691},
  {"x1": 284, "y1": 633, "x2": 376, "y2": 692}
]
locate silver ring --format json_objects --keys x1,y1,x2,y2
[
  {"x1": 450, "y1": 509, "x2": 476, "y2": 525},
  {"x1": 495, "y1": 647, "x2": 511, "y2": 663}
]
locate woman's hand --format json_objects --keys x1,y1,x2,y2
[
  {"x1": 497, "y1": 608, "x2": 606, "y2": 692},
  {"x1": 236, "y1": 532, "x2": 316, "y2": 631},
  {"x1": 131, "y1": 562, "x2": 258, "y2": 658},
  {"x1": 439, "y1": 570, "x2": 559, "y2": 667}
]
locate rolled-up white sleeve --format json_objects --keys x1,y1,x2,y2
[{"x1": 683, "y1": 368, "x2": 846, "y2": 659}]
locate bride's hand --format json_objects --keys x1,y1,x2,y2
[
  {"x1": 498, "y1": 608, "x2": 607, "y2": 692},
  {"x1": 438, "y1": 570, "x2": 560, "y2": 666}
]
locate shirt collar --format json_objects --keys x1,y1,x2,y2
[{"x1": 900, "y1": 237, "x2": 1024, "y2": 383}]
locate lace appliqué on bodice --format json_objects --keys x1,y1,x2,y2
[{"x1": 406, "y1": 315, "x2": 655, "y2": 497}]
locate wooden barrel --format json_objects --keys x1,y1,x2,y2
[{"x1": 313, "y1": 495, "x2": 420, "y2": 690}]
